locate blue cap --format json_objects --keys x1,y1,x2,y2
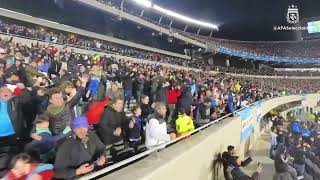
[{"x1": 71, "y1": 117, "x2": 89, "y2": 129}]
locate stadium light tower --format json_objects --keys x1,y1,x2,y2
[
  {"x1": 130, "y1": 0, "x2": 219, "y2": 30},
  {"x1": 153, "y1": 5, "x2": 219, "y2": 30}
]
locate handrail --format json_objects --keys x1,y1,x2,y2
[
  {"x1": 81, "y1": 96, "x2": 296, "y2": 179},
  {"x1": 79, "y1": 113, "x2": 232, "y2": 180}
]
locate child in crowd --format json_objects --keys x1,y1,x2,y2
[
  {"x1": 87, "y1": 64, "x2": 104, "y2": 99},
  {"x1": 25, "y1": 114, "x2": 71, "y2": 162},
  {"x1": 128, "y1": 105, "x2": 143, "y2": 152},
  {"x1": 176, "y1": 108, "x2": 195, "y2": 137}
]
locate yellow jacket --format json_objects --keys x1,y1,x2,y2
[
  {"x1": 234, "y1": 84, "x2": 241, "y2": 92},
  {"x1": 176, "y1": 114, "x2": 195, "y2": 136}
]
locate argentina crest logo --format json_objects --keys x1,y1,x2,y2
[{"x1": 286, "y1": 5, "x2": 299, "y2": 24}]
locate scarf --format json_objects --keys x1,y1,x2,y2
[{"x1": 47, "y1": 104, "x2": 65, "y2": 115}]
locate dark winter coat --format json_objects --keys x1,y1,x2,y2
[
  {"x1": 177, "y1": 87, "x2": 192, "y2": 114},
  {"x1": 140, "y1": 103, "x2": 153, "y2": 121},
  {"x1": 54, "y1": 131, "x2": 105, "y2": 179},
  {"x1": 97, "y1": 106, "x2": 127, "y2": 145},
  {"x1": 121, "y1": 74, "x2": 133, "y2": 90}
]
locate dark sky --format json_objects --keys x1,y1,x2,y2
[
  {"x1": 155, "y1": 0, "x2": 320, "y2": 40},
  {"x1": 1, "y1": 0, "x2": 320, "y2": 41}
]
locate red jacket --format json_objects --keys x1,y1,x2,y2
[
  {"x1": 85, "y1": 97, "x2": 110, "y2": 124},
  {"x1": 167, "y1": 89, "x2": 181, "y2": 105}
]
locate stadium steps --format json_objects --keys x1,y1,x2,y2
[{"x1": 242, "y1": 132, "x2": 275, "y2": 180}]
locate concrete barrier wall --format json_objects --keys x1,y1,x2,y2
[{"x1": 100, "y1": 94, "x2": 320, "y2": 180}]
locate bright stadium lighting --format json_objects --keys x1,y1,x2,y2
[
  {"x1": 131, "y1": 0, "x2": 219, "y2": 30},
  {"x1": 153, "y1": 5, "x2": 219, "y2": 30},
  {"x1": 132, "y1": 0, "x2": 152, "y2": 8}
]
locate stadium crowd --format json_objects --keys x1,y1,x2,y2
[
  {"x1": 209, "y1": 38, "x2": 320, "y2": 59},
  {"x1": 0, "y1": 32, "x2": 320, "y2": 179},
  {"x1": 177, "y1": 30, "x2": 320, "y2": 59},
  {"x1": 220, "y1": 108, "x2": 320, "y2": 180},
  {"x1": 0, "y1": 19, "x2": 201, "y2": 69},
  {"x1": 264, "y1": 110, "x2": 320, "y2": 180},
  {"x1": 1, "y1": 17, "x2": 320, "y2": 179},
  {"x1": 2, "y1": 18, "x2": 320, "y2": 77}
]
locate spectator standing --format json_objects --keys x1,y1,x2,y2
[
  {"x1": 121, "y1": 71, "x2": 133, "y2": 109},
  {"x1": 24, "y1": 114, "x2": 71, "y2": 162},
  {"x1": 140, "y1": 95, "x2": 153, "y2": 121},
  {"x1": 167, "y1": 84, "x2": 181, "y2": 123},
  {"x1": 270, "y1": 126, "x2": 278, "y2": 159},
  {"x1": 177, "y1": 85, "x2": 192, "y2": 116},
  {"x1": 0, "y1": 84, "x2": 31, "y2": 176},
  {"x1": 97, "y1": 98, "x2": 131, "y2": 162},
  {"x1": 46, "y1": 75, "x2": 88, "y2": 135},
  {"x1": 145, "y1": 102, "x2": 176, "y2": 149},
  {"x1": 128, "y1": 105, "x2": 143, "y2": 153},
  {"x1": 48, "y1": 56, "x2": 61, "y2": 79},
  {"x1": 134, "y1": 73, "x2": 144, "y2": 103},
  {"x1": 175, "y1": 108, "x2": 195, "y2": 137},
  {"x1": 106, "y1": 83, "x2": 122, "y2": 101}
]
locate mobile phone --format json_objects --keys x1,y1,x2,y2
[{"x1": 91, "y1": 161, "x2": 98, "y2": 168}]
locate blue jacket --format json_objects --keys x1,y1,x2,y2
[
  {"x1": 27, "y1": 131, "x2": 66, "y2": 154},
  {"x1": 301, "y1": 128, "x2": 311, "y2": 137},
  {"x1": 291, "y1": 121, "x2": 301, "y2": 133},
  {"x1": 227, "y1": 95, "x2": 234, "y2": 113}
]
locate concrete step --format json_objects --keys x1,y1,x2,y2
[{"x1": 243, "y1": 133, "x2": 274, "y2": 180}]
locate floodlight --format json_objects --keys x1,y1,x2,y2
[
  {"x1": 132, "y1": 0, "x2": 152, "y2": 8},
  {"x1": 153, "y1": 5, "x2": 218, "y2": 30}
]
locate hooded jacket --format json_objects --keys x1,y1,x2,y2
[
  {"x1": 176, "y1": 114, "x2": 195, "y2": 136},
  {"x1": 145, "y1": 112, "x2": 170, "y2": 149}
]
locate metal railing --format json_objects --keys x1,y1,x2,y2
[
  {"x1": 79, "y1": 113, "x2": 234, "y2": 180},
  {"x1": 79, "y1": 104, "x2": 252, "y2": 179}
]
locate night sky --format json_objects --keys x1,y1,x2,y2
[
  {"x1": 156, "y1": 0, "x2": 320, "y2": 40},
  {"x1": 1, "y1": 0, "x2": 320, "y2": 41}
]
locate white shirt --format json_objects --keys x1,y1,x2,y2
[
  {"x1": 145, "y1": 118, "x2": 170, "y2": 149},
  {"x1": 271, "y1": 132, "x2": 278, "y2": 146}
]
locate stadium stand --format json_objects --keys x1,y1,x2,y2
[
  {"x1": 0, "y1": 4, "x2": 320, "y2": 179},
  {"x1": 1, "y1": 27, "x2": 320, "y2": 179}
]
